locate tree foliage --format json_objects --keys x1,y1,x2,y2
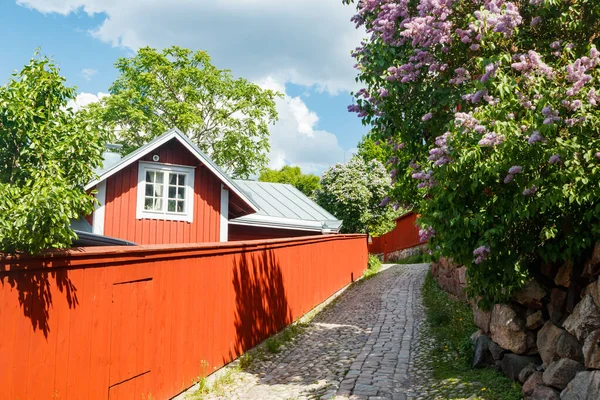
[
  {"x1": 346, "y1": 0, "x2": 600, "y2": 303},
  {"x1": 258, "y1": 165, "x2": 321, "y2": 198},
  {"x1": 88, "y1": 46, "x2": 280, "y2": 178},
  {"x1": 316, "y1": 156, "x2": 397, "y2": 235},
  {"x1": 0, "y1": 55, "x2": 107, "y2": 254},
  {"x1": 357, "y1": 132, "x2": 391, "y2": 165}
]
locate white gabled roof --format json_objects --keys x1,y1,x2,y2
[
  {"x1": 85, "y1": 128, "x2": 259, "y2": 213},
  {"x1": 229, "y1": 180, "x2": 343, "y2": 233}
]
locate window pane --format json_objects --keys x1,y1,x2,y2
[
  {"x1": 168, "y1": 186, "x2": 176, "y2": 199},
  {"x1": 144, "y1": 198, "x2": 154, "y2": 210},
  {"x1": 146, "y1": 171, "x2": 153, "y2": 182},
  {"x1": 145, "y1": 183, "x2": 154, "y2": 196},
  {"x1": 177, "y1": 201, "x2": 184, "y2": 213},
  {"x1": 169, "y1": 174, "x2": 177, "y2": 185},
  {"x1": 154, "y1": 184, "x2": 163, "y2": 197},
  {"x1": 168, "y1": 200, "x2": 176, "y2": 212},
  {"x1": 155, "y1": 172, "x2": 164, "y2": 184},
  {"x1": 178, "y1": 174, "x2": 186, "y2": 185},
  {"x1": 154, "y1": 198, "x2": 163, "y2": 211},
  {"x1": 177, "y1": 187, "x2": 185, "y2": 199}
]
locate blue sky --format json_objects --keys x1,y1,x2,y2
[{"x1": 1, "y1": 0, "x2": 368, "y2": 174}]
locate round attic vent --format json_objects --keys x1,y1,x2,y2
[{"x1": 152, "y1": 154, "x2": 160, "y2": 162}]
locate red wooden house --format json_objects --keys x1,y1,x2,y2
[{"x1": 80, "y1": 128, "x2": 341, "y2": 245}]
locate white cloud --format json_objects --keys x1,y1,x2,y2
[
  {"x1": 67, "y1": 91, "x2": 108, "y2": 111},
  {"x1": 80, "y1": 68, "x2": 97, "y2": 81},
  {"x1": 17, "y1": 0, "x2": 364, "y2": 94},
  {"x1": 258, "y1": 78, "x2": 348, "y2": 174}
]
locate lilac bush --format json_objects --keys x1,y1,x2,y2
[{"x1": 345, "y1": 0, "x2": 600, "y2": 303}]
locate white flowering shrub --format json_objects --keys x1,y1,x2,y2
[
  {"x1": 316, "y1": 156, "x2": 396, "y2": 235},
  {"x1": 345, "y1": 0, "x2": 600, "y2": 304}
]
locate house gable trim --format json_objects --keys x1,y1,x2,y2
[{"x1": 85, "y1": 128, "x2": 259, "y2": 214}]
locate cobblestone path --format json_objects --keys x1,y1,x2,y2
[{"x1": 202, "y1": 263, "x2": 429, "y2": 400}]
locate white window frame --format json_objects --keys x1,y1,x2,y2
[{"x1": 136, "y1": 161, "x2": 195, "y2": 223}]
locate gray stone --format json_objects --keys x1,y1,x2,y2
[
  {"x1": 555, "y1": 261, "x2": 574, "y2": 288},
  {"x1": 560, "y1": 370, "x2": 600, "y2": 400},
  {"x1": 523, "y1": 371, "x2": 544, "y2": 397},
  {"x1": 490, "y1": 304, "x2": 529, "y2": 354},
  {"x1": 500, "y1": 353, "x2": 541, "y2": 381},
  {"x1": 513, "y1": 279, "x2": 547, "y2": 309},
  {"x1": 583, "y1": 277, "x2": 600, "y2": 309},
  {"x1": 472, "y1": 335, "x2": 494, "y2": 368},
  {"x1": 556, "y1": 330, "x2": 583, "y2": 363},
  {"x1": 581, "y1": 242, "x2": 600, "y2": 279},
  {"x1": 470, "y1": 329, "x2": 484, "y2": 344},
  {"x1": 472, "y1": 301, "x2": 491, "y2": 333},
  {"x1": 537, "y1": 321, "x2": 564, "y2": 365},
  {"x1": 530, "y1": 385, "x2": 560, "y2": 400},
  {"x1": 526, "y1": 310, "x2": 545, "y2": 330},
  {"x1": 543, "y1": 358, "x2": 585, "y2": 390},
  {"x1": 563, "y1": 295, "x2": 600, "y2": 342},
  {"x1": 518, "y1": 363, "x2": 537, "y2": 383},
  {"x1": 548, "y1": 288, "x2": 568, "y2": 325},
  {"x1": 583, "y1": 328, "x2": 600, "y2": 369},
  {"x1": 488, "y1": 340, "x2": 505, "y2": 360}
]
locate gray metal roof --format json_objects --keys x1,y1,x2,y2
[{"x1": 229, "y1": 180, "x2": 342, "y2": 232}]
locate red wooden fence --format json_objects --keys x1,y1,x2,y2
[
  {"x1": 0, "y1": 235, "x2": 366, "y2": 400},
  {"x1": 368, "y1": 212, "x2": 421, "y2": 260}
]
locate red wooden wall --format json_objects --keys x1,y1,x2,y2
[
  {"x1": 368, "y1": 212, "x2": 422, "y2": 259},
  {"x1": 0, "y1": 235, "x2": 367, "y2": 400},
  {"x1": 102, "y1": 139, "x2": 222, "y2": 244}
]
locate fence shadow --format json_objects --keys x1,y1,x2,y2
[
  {"x1": 0, "y1": 260, "x2": 78, "y2": 338},
  {"x1": 230, "y1": 249, "x2": 293, "y2": 358}
]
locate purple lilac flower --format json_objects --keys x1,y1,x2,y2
[
  {"x1": 481, "y1": 63, "x2": 498, "y2": 83},
  {"x1": 379, "y1": 196, "x2": 390, "y2": 207},
  {"x1": 528, "y1": 131, "x2": 544, "y2": 144},
  {"x1": 523, "y1": 185, "x2": 538, "y2": 196},
  {"x1": 588, "y1": 89, "x2": 600, "y2": 106},
  {"x1": 509, "y1": 166, "x2": 523, "y2": 174},
  {"x1": 531, "y1": 16, "x2": 541, "y2": 26},
  {"x1": 478, "y1": 132, "x2": 505, "y2": 147},
  {"x1": 419, "y1": 226, "x2": 436, "y2": 243},
  {"x1": 511, "y1": 51, "x2": 554, "y2": 78},
  {"x1": 504, "y1": 174, "x2": 514, "y2": 183},
  {"x1": 422, "y1": 112, "x2": 433, "y2": 121},
  {"x1": 473, "y1": 245, "x2": 491, "y2": 264},
  {"x1": 449, "y1": 67, "x2": 470, "y2": 85},
  {"x1": 378, "y1": 88, "x2": 389, "y2": 97},
  {"x1": 550, "y1": 41, "x2": 562, "y2": 50},
  {"x1": 548, "y1": 154, "x2": 561, "y2": 164},
  {"x1": 542, "y1": 106, "x2": 561, "y2": 124},
  {"x1": 475, "y1": 0, "x2": 523, "y2": 37},
  {"x1": 565, "y1": 50, "x2": 599, "y2": 96},
  {"x1": 595, "y1": 152, "x2": 600, "y2": 159}
]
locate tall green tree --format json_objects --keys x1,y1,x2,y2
[
  {"x1": 357, "y1": 132, "x2": 390, "y2": 165},
  {"x1": 258, "y1": 165, "x2": 321, "y2": 198},
  {"x1": 316, "y1": 156, "x2": 396, "y2": 235},
  {"x1": 88, "y1": 46, "x2": 280, "y2": 178},
  {"x1": 0, "y1": 54, "x2": 108, "y2": 254}
]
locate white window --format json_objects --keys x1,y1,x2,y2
[{"x1": 136, "y1": 162, "x2": 195, "y2": 222}]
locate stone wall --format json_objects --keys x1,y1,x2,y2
[
  {"x1": 386, "y1": 243, "x2": 428, "y2": 262},
  {"x1": 430, "y1": 257, "x2": 467, "y2": 300},
  {"x1": 457, "y1": 243, "x2": 600, "y2": 399}
]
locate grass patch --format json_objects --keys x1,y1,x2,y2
[
  {"x1": 363, "y1": 254, "x2": 382, "y2": 279},
  {"x1": 421, "y1": 271, "x2": 522, "y2": 400}
]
